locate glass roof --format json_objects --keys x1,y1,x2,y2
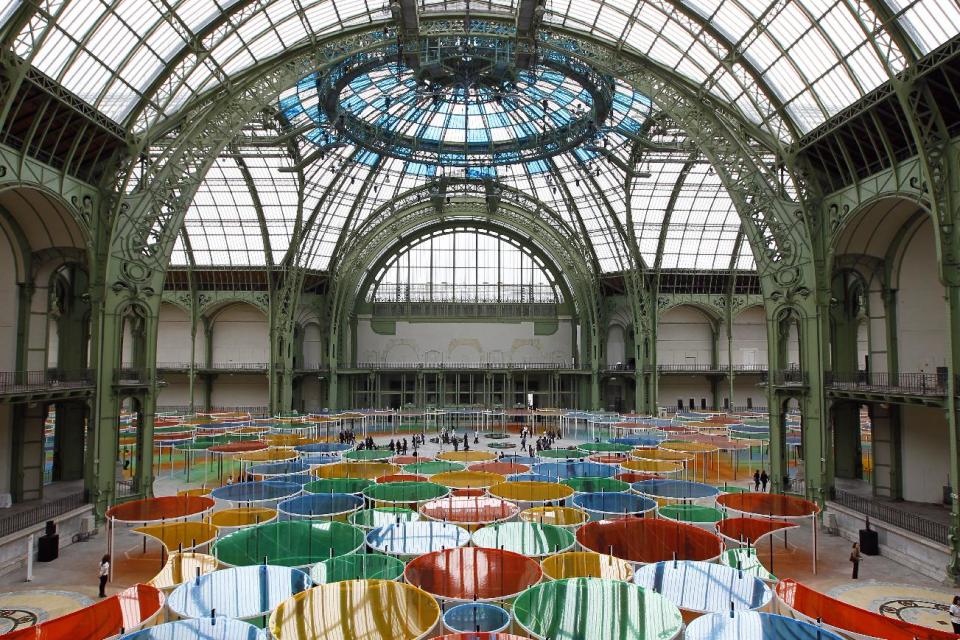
[
  {"x1": 280, "y1": 52, "x2": 649, "y2": 166},
  {"x1": 371, "y1": 228, "x2": 559, "y2": 303},
  {"x1": 173, "y1": 109, "x2": 751, "y2": 274},
  {"x1": 8, "y1": 0, "x2": 959, "y2": 279},
  {"x1": 8, "y1": 1, "x2": 958, "y2": 137}
]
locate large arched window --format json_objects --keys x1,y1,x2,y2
[{"x1": 370, "y1": 229, "x2": 559, "y2": 304}]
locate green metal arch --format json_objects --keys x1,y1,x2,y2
[
  {"x1": 328, "y1": 201, "x2": 603, "y2": 368},
  {"x1": 355, "y1": 223, "x2": 574, "y2": 308},
  {"x1": 105, "y1": 20, "x2": 814, "y2": 300}
]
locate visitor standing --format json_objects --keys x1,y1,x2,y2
[
  {"x1": 760, "y1": 470, "x2": 769, "y2": 492},
  {"x1": 98, "y1": 554, "x2": 110, "y2": 597},
  {"x1": 850, "y1": 542, "x2": 861, "y2": 579},
  {"x1": 753, "y1": 470, "x2": 761, "y2": 491},
  {"x1": 949, "y1": 596, "x2": 960, "y2": 633}
]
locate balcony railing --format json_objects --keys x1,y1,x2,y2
[
  {"x1": 830, "y1": 488, "x2": 949, "y2": 546},
  {"x1": 354, "y1": 362, "x2": 578, "y2": 371},
  {"x1": 0, "y1": 369, "x2": 95, "y2": 395},
  {"x1": 0, "y1": 490, "x2": 88, "y2": 538},
  {"x1": 372, "y1": 301, "x2": 558, "y2": 319},
  {"x1": 641, "y1": 364, "x2": 769, "y2": 373},
  {"x1": 156, "y1": 362, "x2": 269, "y2": 371},
  {"x1": 825, "y1": 371, "x2": 947, "y2": 396},
  {"x1": 761, "y1": 369, "x2": 808, "y2": 386},
  {"x1": 114, "y1": 368, "x2": 149, "y2": 385}
]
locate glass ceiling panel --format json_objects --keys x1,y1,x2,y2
[
  {"x1": 17, "y1": 0, "x2": 952, "y2": 276},
  {"x1": 16, "y1": 0, "x2": 947, "y2": 137},
  {"x1": 886, "y1": 0, "x2": 960, "y2": 54},
  {"x1": 371, "y1": 228, "x2": 558, "y2": 303}
]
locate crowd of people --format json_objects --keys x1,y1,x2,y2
[
  {"x1": 517, "y1": 426, "x2": 561, "y2": 459},
  {"x1": 440, "y1": 427, "x2": 477, "y2": 452}
]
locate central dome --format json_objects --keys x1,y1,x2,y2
[{"x1": 282, "y1": 42, "x2": 650, "y2": 168}]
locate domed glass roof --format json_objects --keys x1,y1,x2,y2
[{"x1": 280, "y1": 46, "x2": 650, "y2": 167}]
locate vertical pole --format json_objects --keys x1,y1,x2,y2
[{"x1": 25, "y1": 534, "x2": 33, "y2": 582}]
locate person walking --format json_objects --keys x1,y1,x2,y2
[
  {"x1": 753, "y1": 470, "x2": 761, "y2": 491},
  {"x1": 850, "y1": 542, "x2": 861, "y2": 579},
  {"x1": 98, "y1": 554, "x2": 110, "y2": 597},
  {"x1": 949, "y1": 596, "x2": 960, "y2": 633},
  {"x1": 760, "y1": 470, "x2": 769, "y2": 492}
]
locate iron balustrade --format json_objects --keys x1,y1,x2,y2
[
  {"x1": 0, "y1": 490, "x2": 88, "y2": 539},
  {"x1": 0, "y1": 369, "x2": 94, "y2": 394},
  {"x1": 641, "y1": 364, "x2": 770, "y2": 373},
  {"x1": 830, "y1": 488, "x2": 950, "y2": 546},
  {"x1": 114, "y1": 368, "x2": 150, "y2": 384},
  {"x1": 371, "y1": 300, "x2": 559, "y2": 318},
  {"x1": 825, "y1": 371, "x2": 947, "y2": 395},
  {"x1": 355, "y1": 362, "x2": 577, "y2": 370},
  {"x1": 761, "y1": 369, "x2": 808, "y2": 386},
  {"x1": 156, "y1": 362, "x2": 270, "y2": 371}
]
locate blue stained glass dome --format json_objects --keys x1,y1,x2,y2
[{"x1": 280, "y1": 45, "x2": 653, "y2": 168}]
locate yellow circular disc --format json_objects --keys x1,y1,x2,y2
[
  {"x1": 630, "y1": 448, "x2": 692, "y2": 463},
  {"x1": 236, "y1": 448, "x2": 299, "y2": 463},
  {"x1": 661, "y1": 441, "x2": 719, "y2": 454},
  {"x1": 430, "y1": 470, "x2": 505, "y2": 489},
  {"x1": 207, "y1": 506, "x2": 277, "y2": 528},
  {"x1": 133, "y1": 521, "x2": 218, "y2": 552},
  {"x1": 520, "y1": 506, "x2": 589, "y2": 528},
  {"x1": 264, "y1": 434, "x2": 309, "y2": 448},
  {"x1": 313, "y1": 461, "x2": 400, "y2": 480},
  {"x1": 489, "y1": 481, "x2": 574, "y2": 503},
  {"x1": 148, "y1": 552, "x2": 218, "y2": 591},
  {"x1": 620, "y1": 459, "x2": 684, "y2": 474},
  {"x1": 541, "y1": 551, "x2": 634, "y2": 581},
  {"x1": 270, "y1": 579, "x2": 440, "y2": 640},
  {"x1": 436, "y1": 450, "x2": 497, "y2": 463}
]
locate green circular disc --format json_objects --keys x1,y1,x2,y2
[
  {"x1": 576, "y1": 442, "x2": 633, "y2": 454},
  {"x1": 362, "y1": 481, "x2": 448, "y2": 504},
  {"x1": 310, "y1": 552, "x2": 406, "y2": 583},
  {"x1": 212, "y1": 520, "x2": 365, "y2": 568},
  {"x1": 349, "y1": 507, "x2": 420, "y2": 530},
  {"x1": 658, "y1": 504, "x2": 725, "y2": 524},
  {"x1": 402, "y1": 460, "x2": 465, "y2": 475},
  {"x1": 538, "y1": 449, "x2": 585, "y2": 460},
  {"x1": 513, "y1": 577, "x2": 683, "y2": 640},
  {"x1": 471, "y1": 522, "x2": 575, "y2": 558},
  {"x1": 489, "y1": 442, "x2": 517, "y2": 449}
]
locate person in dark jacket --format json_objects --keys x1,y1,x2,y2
[{"x1": 850, "y1": 542, "x2": 861, "y2": 579}]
